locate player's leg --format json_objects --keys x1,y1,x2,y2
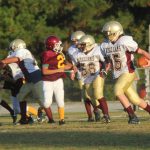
[
  {"x1": 26, "y1": 106, "x2": 38, "y2": 116},
  {"x1": 115, "y1": 72, "x2": 139, "y2": 124},
  {"x1": 11, "y1": 96, "x2": 20, "y2": 114},
  {"x1": 54, "y1": 78, "x2": 65, "y2": 125},
  {"x1": 11, "y1": 78, "x2": 23, "y2": 115},
  {"x1": 78, "y1": 80, "x2": 84, "y2": 102},
  {"x1": 125, "y1": 84, "x2": 150, "y2": 114},
  {"x1": 37, "y1": 106, "x2": 45, "y2": 122},
  {"x1": 40, "y1": 81, "x2": 54, "y2": 123},
  {"x1": 0, "y1": 98, "x2": 15, "y2": 120},
  {"x1": 93, "y1": 76, "x2": 110, "y2": 123},
  {"x1": 84, "y1": 83, "x2": 95, "y2": 122},
  {"x1": 92, "y1": 102, "x2": 101, "y2": 122},
  {"x1": 2, "y1": 80, "x2": 17, "y2": 123},
  {"x1": 10, "y1": 96, "x2": 19, "y2": 123},
  {"x1": 26, "y1": 105, "x2": 39, "y2": 123},
  {"x1": 10, "y1": 78, "x2": 23, "y2": 123},
  {"x1": 17, "y1": 82, "x2": 32, "y2": 124}
]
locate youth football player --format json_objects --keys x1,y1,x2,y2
[
  {"x1": 100, "y1": 21, "x2": 150, "y2": 124},
  {"x1": 41, "y1": 35, "x2": 73, "y2": 125},
  {"x1": 72, "y1": 35, "x2": 110, "y2": 123}
]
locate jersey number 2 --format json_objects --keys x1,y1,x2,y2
[{"x1": 57, "y1": 55, "x2": 65, "y2": 68}]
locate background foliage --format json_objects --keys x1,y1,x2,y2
[{"x1": 0, "y1": 0, "x2": 150, "y2": 101}]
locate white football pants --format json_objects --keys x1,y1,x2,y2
[{"x1": 43, "y1": 78, "x2": 64, "y2": 108}]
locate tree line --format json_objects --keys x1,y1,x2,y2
[{"x1": 0, "y1": 0, "x2": 149, "y2": 101}]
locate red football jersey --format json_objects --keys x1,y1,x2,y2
[{"x1": 41, "y1": 50, "x2": 66, "y2": 81}]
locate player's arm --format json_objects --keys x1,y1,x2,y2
[
  {"x1": 63, "y1": 59, "x2": 76, "y2": 80},
  {"x1": 104, "y1": 56, "x2": 112, "y2": 72},
  {"x1": 99, "y1": 55, "x2": 111, "y2": 78},
  {"x1": 0, "y1": 57, "x2": 20, "y2": 68},
  {"x1": 99, "y1": 61, "x2": 107, "y2": 78},
  {"x1": 42, "y1": 64, "x2": 65, "y2": 75},
  {"x1": 137, "y1": 48, "x2": 150, "y2": 67},
  {"x1": 64, "y1": 60, "x2": 73, "y2": 70},
  {"x1": 137, "y1": 48, "x2": 150, "y2": 59}
]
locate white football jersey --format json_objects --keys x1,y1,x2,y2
[
  {"x1": 7, "y1": 51, "x2": 24, "y2": 80},
  {"x1": 67, "y1": 45, "x2": 79, "y2": 61},
  {"x1": 13, "y1": 48, "x2": 39, "y2": 73},
  {"x1": 73, "y1": 45, "x2": 105, "y2": 83},
  {"x1": 100, "y1": 36, "x2": 138, "y2": 79}
]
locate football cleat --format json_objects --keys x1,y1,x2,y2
[
  {"x1": 48, "y1": 119, "x2": 55, "y2": 124},
  {"x1": 128, "y1": 115, "x2": 140, "y2": 124},
  {"x1": 37, "y1": 107, "x2": 45, "y2": 123},
  {"x1": 59, "y1": 119, "x2": 65, "y2": 125},
  {"x1": 15, "y1": 119, "x2": 29, "y2": 125},
  {"x1": 87, "y1": 117, "x2": 94, "y2": 122},
  {"x1": 101, "y1": 114, "x2": 111, "y2": 123},
  {"x1": 10, "y1": 111, "x2": 17, "y2": 124},
  {"x1": 12, "y1": 115, "x2": 17, "y2": 124},
  {"x1": 94, "y1": 110, "x2": 101, "y2": 122},
  {"x1": 27, "y1": 115, "x2": 34, "y2": 124}
]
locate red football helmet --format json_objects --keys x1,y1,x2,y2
[{"x1": 45, "y1": 36, "x2": 63, "y2": 53}]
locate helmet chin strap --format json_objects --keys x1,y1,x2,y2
[
  {"x1": 109, "y1": 32, "x2": 121, "y2": 42},
  {"x1": 83, "y1": 44, "x2": 96, "y2": 54},
  {"x1": 84, "y1": 48, "x2": 92, "y2": 54}
]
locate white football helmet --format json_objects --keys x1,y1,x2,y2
[
  {"x1": 9, "y1": 39, "x2": 26, "y2": 51},
  {"x1": 102, "y1": 21, "x2": 124, "y2": 42},
  {"x1": 71, "y1": 31, "x2": 85, "y2": 44},
  {"x1": 79, "y1": 35, "x2": 96, "y2": 53}
]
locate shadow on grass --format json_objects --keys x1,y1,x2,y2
[{"x1": 0, "y1": 130, "x2": 150, "y2": 149}]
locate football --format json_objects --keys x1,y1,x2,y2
[{"x1": 137, "y1": 56, "x2": 148, "y2": 67}]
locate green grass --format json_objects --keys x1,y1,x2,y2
[{"x1": 0, "y1": 111, "x2": 150, "y2": 150}]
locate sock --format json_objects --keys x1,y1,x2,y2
[
  {"x1": 20, "y1": 101, "x2": 27, "y2": 121},
  {"x1": 58, "y1": 107, "x2": 64, "y2": 120},
  {"x1": 98, "y1": 97, "x2": 109, "y2": 115},
  {"x1": 0, "y1": 100, "x2": 14, "y2": 115},
  {"x1": 44, "y1": 107, "x2": 53, "y2": 121},
  {"x1": 84, "y1": 99, "x2": 92, "y2": 118},
  {"x1": 144, "y1": 104, "x2": 150, "y2": 113},
  {"x1": 27, "y1": 106, "x2": 38, "y2": 116},
  {"x1": 125, "y1": 105, "x2": 135, "y2": 116},
  {"x1": 11, "y1": 96, "x2": 20, "y2": 114}
]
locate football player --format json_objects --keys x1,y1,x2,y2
[
  {"x1": 67, "y1": 31, "x2": 101, "y2": 122},
  {"x1": 100, "y1": 21, "x2": 150, "y2": 124},
  {"x1": 1, "y1": 59, "x2": 44, "y2": 124},
  {"x1": 41, "y1": 35, "x2": 73, "y2": 125},
  {"x1": 0, "y1": 39, "x2": 53, "y2": 124},
  {"x1": 67, "y1": 31, "x2": 85, "y2": 102},
  {"x1": 72, "y1": 35, "x2": 110, "y2": 123},
  {"x1": 67, "y1": 31, "x2": 85, "y2": 61}
]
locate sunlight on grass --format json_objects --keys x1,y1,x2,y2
[{"x1": 0, "y1": 111, "x2": 150, "y2": 150}]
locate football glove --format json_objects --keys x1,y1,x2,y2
[{"x1": 100, "y1": 69, "x2": 107, "y2": 78}]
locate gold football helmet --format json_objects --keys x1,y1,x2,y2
[
  {"x1": 71, "y1": 31, "x2": 85, "y2": 42},
  {"x1": 79, "y1": 35, "x2": 96, "y2": 53},
  {"x1": 102, "y1": 21, "x2": 124, "y2": 42},
  {"x1": 9, "y1": 39, "x2": 26, "y2": 51}
]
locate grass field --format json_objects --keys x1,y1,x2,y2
[{"x1": 0, "y1": 111, "x2": 150, "y2": 150}]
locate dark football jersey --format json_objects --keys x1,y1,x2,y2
[{"x1": 41, "y1": 50, "x2": 66, "y2": 81}]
